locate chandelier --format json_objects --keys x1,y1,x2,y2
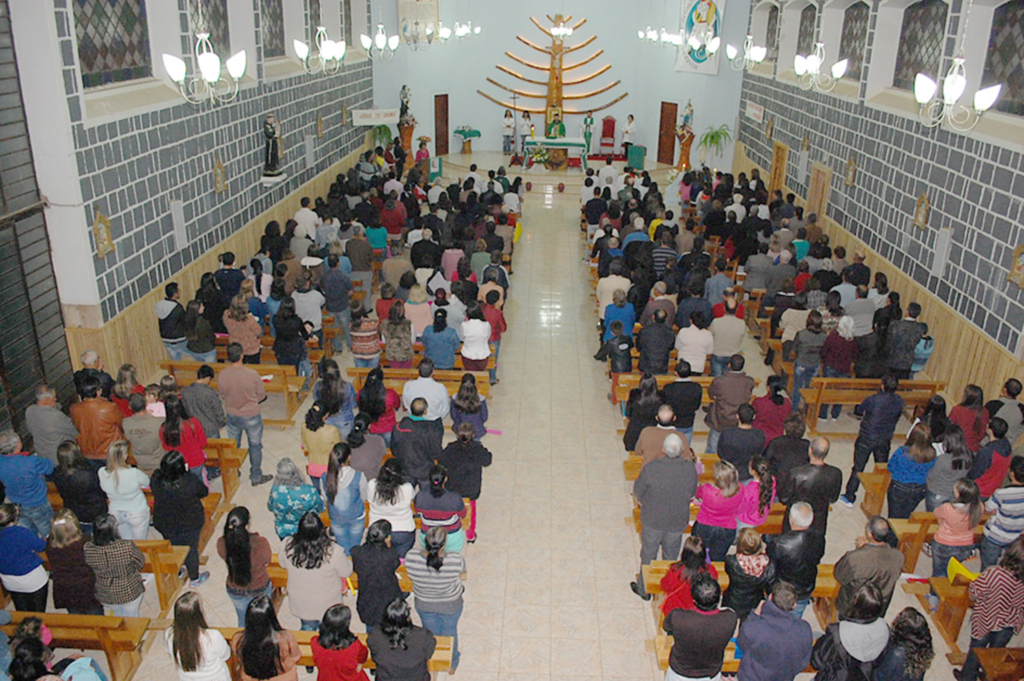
[
  {"x1": 452, "y1": 21, "x2": 481, "y2": 39},
  {"x1": 294, "y1": 25, "x2": 346, "y2": 75},
  {"x1": 551, "y1": 21, "x2": 573, "y2": 38},
  {"x1": 793, "y1": 43, "x2": 847, "y2": 92},
  {"x1": 162, "y1": 32, "x2": 246, "y2": 105},
  {"x1": 360, "y1": 23, "x2": 400, "y2": 61},
  {"x1": 726, "y1": 35, "x2": 767, "y2": 71},
  {"x1": 402, "y1": 19, "x2": 435, "y2": 50},
  {"x1": 686, "y1": 24, "x2": 720, "y2": 54}
]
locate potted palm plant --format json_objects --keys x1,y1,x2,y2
[
  {"x1": 372, "y1": 124, "x2": 393, "y2": 148},
  {"x1": 697, "y1": 124, "x2": 732, "y2": 164}
]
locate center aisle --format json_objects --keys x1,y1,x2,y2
[{"x1": 453, "y1": 184, "x2": 663, "y2": 681}]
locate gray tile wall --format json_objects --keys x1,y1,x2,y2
[
  {"x1": 738, "y1": 0, "x2": 1024, "y2": 355},
  {"x1": 52, "y1": 0, "x2": 373, "y2": 322}
]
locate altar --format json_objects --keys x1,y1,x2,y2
[{"x1": 524, "y1": 137, "x2": 589, "y2": 172}]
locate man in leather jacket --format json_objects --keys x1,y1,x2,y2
[
  {"x1": 766, "y1": 501, "x2": 825, "y2": 619},
  {"x1": 594, "y1": 320, "x2": 634, "y2": 374},
  {"x1": 781, "y1": 437, "x2": 843, "y2": 537}
]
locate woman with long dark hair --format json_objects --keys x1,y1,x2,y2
[
  {"x1": 450, "y1": 373, "x2": 488, "y2": 439},
  {"x1": 926, "y1": 425, "x2": 974, "y2": 510},
  {"x1": 230, "y1": 595, "x2": 300, "y2": 681},
  {"x1": 414, "y1": 465, "x2": 467, "y2": 553},
  {"x1": 420, "y1": 309, "x2": 460, "y2": 370},
  {"x1": 267, "y1": 458, "x2": 325, "y2": 540},
  {"x1": 262, "y1": 221, "x2": 287, "y2": 265},
  {"x1": 929, "y1": 478, "x2": 984, "y2": 610},
  {"x1": 349, "y1": 302, "x2": 382, "y2": 369},
  {"x1": 356, "y1": 368, "x2": 400, "y2": 448},
  {"x1": 301, "y1": 401, "x2": 341, "y2": 491},
  {"x1": 911, "y1": 395, "x2": 948, "y2": 453},
  {"x1": 887, "y1": 423, "x2": 937, "y2": 519},
  {"x1": 404, "y1": 526, "x2": 466, "y2": 672},
  {"x1": 84, "y1": 513, "x2": 145, "y2": 616},
  {"x1": 658, "y1": 534, "x2": 717, "y2": 614},
  {"x1": 315, "y1": 359, "x2": 358, "y2": 440},
  {"x1": 737, "y1": 455, "x2": 776, "y2": 530},
  {"x1": 217, "y1": 507, "x2": 273, "y2": 627},
  {"x1": 324, "y1": 443, "x2": 366, "y2": 555},
  {"x1": 623, "y1": 372, "x2": 664, "y2": 451},
  {"x1": 266, "y1": 279, "x2": 287, "y2": 337},
  {"x1": 183, "y1": 299, "x2": 218, "y2": 362},
  {"x1": 312, "y1": 604, "x2": 369, "y2": 681},
  {"x1": 949, "y1": 384, "x2": 989, "y2": 452},
  {"x1": 111, "y1": 363, "x2": 144, "y2": 417},
  {"x1": 279, "y1": 512, "x2": 353, "y2": 633},
  {"x1": 438, "y1": 423, "x2": 493, "y2": 544},
  {"x1": 249, "y1": 257, "x2": 273, "y2": 302},
  {"x1": 873, "y1": 607, "x2": 934, "y2": 681},
  {"x1": 52, "y1": 441, "x2": 105, "y2": 535},
  {"x1": 47, "y1": 509, "x2": 102, "y2": 615},
  {"x1": 272, "y1": 296, "x2": 313, "y2": 381},
  {"x1": 347, "y1": 413, "x2": 386, "y2": 481},
  {"x1": 381, "y1": 301, "x2": 414, "y2": 369},
  {"x1": 750, "y1": 375, "x2": 791, "y2": 443},
  {"x1": 151, "y1": 450, "x2": 210, "y2": 586},
  {"x1": 166, "y1": 592, "x2": 232, "y2": 681},
  {"x1": 367, "y1": 598, "x2": 437, "y2": 681},
  {"x1": 367, "y1": 459, "x2": 416, "y2": 558},
  {"x1": 350, "y1": 521, "x2": 402, "y2": 633},
  {"x1": 160, "y1": 394, "x2": 208, "y2": 478},
  {"x1": 0, "y1": 503, "x2": 49, "y2": 612}
]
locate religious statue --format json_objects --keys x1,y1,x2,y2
[
  {"x1": 263, "y1": 114, "x2": 281, "y2": 176},
  {"x1": 675, "y1": 101, "x2": 695, "y2": 171},
  {"x1": 582, "y1": 111, "x2": 594, "y2": 153},
  {"x1": 398, "y1": 85, "x2": 417, "y2": 155},
  {"x1": 681, "y1": 100, "x2": 693, "y2": 130},
  {"x1": 546, "y1": 114, "x2": 566, "y2": 139}
]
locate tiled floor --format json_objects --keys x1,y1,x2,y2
[{"x1": 117, "y1": 173, "x2": 1015, "y2": 680}]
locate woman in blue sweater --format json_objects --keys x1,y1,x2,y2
[
  {"x1": 887, "y1": 423, "x2": 937, "y2": 518},
  {"x1": 0, "y1": 503, "x2": 49, "y2": 611},
  {"x1": 450, "y1": 374, "x2": 488, "y2": 439}
]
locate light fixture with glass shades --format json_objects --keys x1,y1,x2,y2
[
  {"x1": 726, "y1": 35, "x2": 768, "y2": 71},
  {"x1": 293, "y1": 25, "x2": 346, "y2": 75},
  {"x1": 452, "y1": 21, "x2": 481, "y2": 39},
  {"x1": 361, "y1": 23, "x2": 401, "y2": 61},
  {"x1": 401, "y1": 19, "x2": 435, "y2": 50},
  {"x1": 686, "y1": 23, "x2": 720, "y2": 55},
  {"x1": 162, "y1": 32, "x2": 247, "y2": 105},
  {"x1": 551, "y1": 21, "x2": 573, "y2": 38},
  {"x1": 793, "y1": 42, "x2": 847, "y2": 93}
]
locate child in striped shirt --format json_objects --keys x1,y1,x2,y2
[{"x1": 981, "y1": 456, "x2": 1024, "y2": 569}]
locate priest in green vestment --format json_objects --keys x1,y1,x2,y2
[{"x1": 546, "y1": 114, "x2": 566, "y2": 139}]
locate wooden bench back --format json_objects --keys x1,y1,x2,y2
[{"x1": 346, "y1": 367, "x2": 491, "y2": 397}]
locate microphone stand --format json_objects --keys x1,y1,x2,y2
[{"x1": 509, "y1": 92, "x2": 523, "y2": 167}]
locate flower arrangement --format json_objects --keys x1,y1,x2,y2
[
  {"x1": 666, "y1": 169, "x2": 679, "y2": 184},
  {"x1": 530, "y1": 146, "x2": 550, "y2": 164},
  {"x1": 417, "y1": 135, "x2": 432, "y2": 144}
]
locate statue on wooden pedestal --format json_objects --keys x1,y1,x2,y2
[{"x1": 263, "y1": 114, "x2": 282, "y2": 176}]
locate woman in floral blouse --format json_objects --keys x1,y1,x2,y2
[{"x1": 267, "y1": 458, "x2": 325, "y2": 540}]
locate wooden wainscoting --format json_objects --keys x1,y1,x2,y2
[
  {"x1": 64, "y1": 143, "x2": 371, "y2": 384},
  {"x1": 733, "y1": 142, "x2": 1024, "y2": 403}
]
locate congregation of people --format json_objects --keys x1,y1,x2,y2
[
  {"x1": 590, "y1": 165, "x2": 1024, "y2": 680},
  {"x1": 0, "y1": 151, "x2": 517, "y2": 681}
]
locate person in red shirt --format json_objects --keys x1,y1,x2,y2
[
  {"x1": 312, "y1": 604, "x2": 370, "y2": 681},
  {"x1": 380, "y1": 197, "x2": 408, "y2": 237},
  {"x1": 793, "y1": 261, "x2": 812, "y2": 293},
  {"x1": 110, "y1": 364, "x2": 145, "y2": 418},
  {"x1": 711, "y1": 288, "x2": 746, "y2": 320},
  {"x1": 660, "y1": 534, "x2": 718, "y2": 615},
  {"x1": 950, "y1": 385, "x2": 990, "y2": 452},
  {"x1": 159, "y1": 394, "x2": 207, "y2": 475},
  {"x1": 356, "y1": 367, "x2": 401, "y2": 449},
  {"x1": 482, "y1": 290, "x2": 507, "y2": 385}
]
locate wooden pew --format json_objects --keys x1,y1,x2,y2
[
  {"x1": 381, "y1": 353, "x2": 496, "y2": 370},
  {"x1": 857, "y1": 463, "x2": 890, "y2": 519},
  {"x1": 891, "y1": 511, "x2": 987, "y2": 573},
  {"x1": 267, "y1": 554, "x2": 414, "y2": 611},
  {"x1": 207, "y1": 629, "x2": 453, "y2": 679},
  {"x1": 653, "y1": 635, "x2": 814, "y2": 675},
  {"x1": 215, "y1": 345, "x2": 325, "y2": 367},
  {"x1": 610, "y1": 373, "x2": 760, "y2": 406},
  {"x1": 903, "y1": 575, "x2": 972, "y2": 656},
  {"x1": 0, "y1": 612, "x2": 148, "y2": 681},
  {"x1": 799, "y1": 378, "x2": 946, "y2": 435},
  {"x1": 159, "y1": 359, "x2": 308, "y2": 428},
  {"x1": 205, "y1": 438, "x2": 247, "y2": 503},
  {"x1": 975, "y1": 648, "x2": 1024, "y2": 681},
  {"x1": 346, "y1": 367, "x2": 491, "y2": 398}
]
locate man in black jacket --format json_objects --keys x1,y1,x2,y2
[
  {"x1": 594, "y1": 320, "x2": 633, "y2": 374},
  {"x1": 782, "y1": 437, "x2": 842, "y2": 537},
  {"x1": 662, "y1": 361, "x2": 703, "y2": 444},
  {"x1": 155, "y1": 282, "x2": 187, "y2": 359},
  {"x1": 636, "y1": 309, "x2": 675, "y2": 374},
  {"x1": 884, "y1": 302, "x2": 926, "y2": 378},
  {"x1": 841, "y1": 374, "x2": 904, "y2": 507},
  {"x1": 767, "y1": 501, "x2": 825, "y2": 620},
  {"x1": 391, "y1": 398, "x2": 443, "y2": 487}
]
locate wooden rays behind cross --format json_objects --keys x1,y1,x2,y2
[{"x1": 477, "y1": 14, "x2": 628, "y2": 116}]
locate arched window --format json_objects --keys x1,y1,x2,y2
[
  {"x1": 190, "y1": 0, "x2": 231, "y2": 55},
  {"x1": 262, "y1": 0, "x2": 286, "y2": 58},
  {"x1": 892, "y1": 0, "x2": 947, "y2": 90},
  {"x1": 797, "y1": 4, "x2": 818, "y2": 56},
  {"x1": 767, "y1": 5, "x2": 780, "y2": 57},
  {"x1": 839, "y1": 2, "x2": 869, "y2": 81},
  {"x1": 982, "y1": 0, "x2": 1024, "y2": 115},
  {"x1": 73, "y1": 0, "x2": 152, "y2": 88}
]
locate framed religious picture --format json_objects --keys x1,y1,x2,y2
[
  {"x1": 1010, "y1": 243, "x2": 1024, "y2": 289},
  {"x1": 913, "y1": 193, "x2": 930, "y2": 229},
  {"x1": 92, "y1": 209, "x2": 114, "y2": 258},
  {"x1": 765, "y1": 117, "x2": 774, "y2": 142},
  {"x1": 845, "y1": 155, "x2": 856, "y2": 187},
  {"x1": 214, "y1": 156, "x2": 227, "y2": 194},
  {"x1": 317, "y1": 115, "x2": 324, "y2": 139}
]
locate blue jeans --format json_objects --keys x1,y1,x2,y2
[
  {"x1": 391, "y1": 530, "x2": 415, "y2": 558},
  {"x1": 887, "y1": 480, "x2": 926, "y2": 519},
  {"x1": 932, "y1": 540, "x2": 974, "y2": 580},
  {"x1": 17, "y1": 503, "x2": 54, "y2": 539},
  {"x1": 692, "y1": 522, "x2": 736, "y2": 562},
  {"x1": 818, "y1": 366, "x2": 848, "y2": 419},
  {"x1": 187, "y1": 349, "x2": 217, "y2": 363},
  {"x1": 980, "y1": 535, "x2": 1006, "y2": 570},
  {"x1": 354, "y1": 356, "x2": 380, "y2": 368},
  {"x1": 105, "y1": 593, "x2": 144, "y2": 618},
  {"x1": 675, "y1": 427, "x2": 695, "y2": 446},
  {"x1": 328, "y1": 308, "x2": 351, "y2": 352},
  {"x1": 417, "y1": 602, "x2": 462, "y2": 671},
  {"x1": 710, "y1": 355, "x2": 730, "y2": 377},
  {"x1": 844, "y1": 436, "x2": 891, "y2": 499},
  {"x1": 960, "y1": 626, "x2": 1015, "y2": 681},
  {"x1": 791, "y1": 363, "x2": 819, "y2": 411},
  {"x1": 163, "y1": 339, "x2": 188, "y2": 360},
  {"x1": 489, "y1": 339, "x2": 501, "y2": 383},
  {"x1": 706, "y1": 428, "x2": 721, "y2": 454},
  {"x1": 228, "y1": 583, "x2": 273, "y2": 627},
  {"x1": 331, "y1": 518, "x2": 365, "y2": 556},
  {"x1": 226, "y1": 413, "x2": 265, "y2": 481}
]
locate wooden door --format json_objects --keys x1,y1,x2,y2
[
  {"x1": 657, "y1": 101, "x2": 678, "y2": 165},
  {"x1": 807, "y1": 163, "x2": 833, "y2": 219},
  {"x1": 434, "y1": 94, "x2": 449, "y2": 156},
  {"x1": 768, "y1": 141, "x2": 788, "y2": 194}
]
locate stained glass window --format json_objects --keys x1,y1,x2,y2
[
  {"x1": 766, "y1": 5, "x2": 780, "y2": 59},
  {"x1": 797, "y1": 4, "x2": 817, "y2": 57},
  {"x1": 343, "y1": 0, "x2": 352, "y2": 42},
  {"x1": 893, "y1": 0, "x2": 947, "y2": 91},
  {"x1": 262, "y1": 0, "x2": 285, "y2": 58},
  {"x1": 73, "y1": 0, "x2": 152, "y2": 88},
  {"x1": 839, "y1": 2, "x2": 869, "y2": 82},
  {"x1": 982, "y1": 0, "x2": 1024, "y2": 116},
  {"x1": 309, "y1": 0, "x2": 322, "y2": 43},
  {"x1": 190, "y1": 0, "x2": 231, "y2": 56}
]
